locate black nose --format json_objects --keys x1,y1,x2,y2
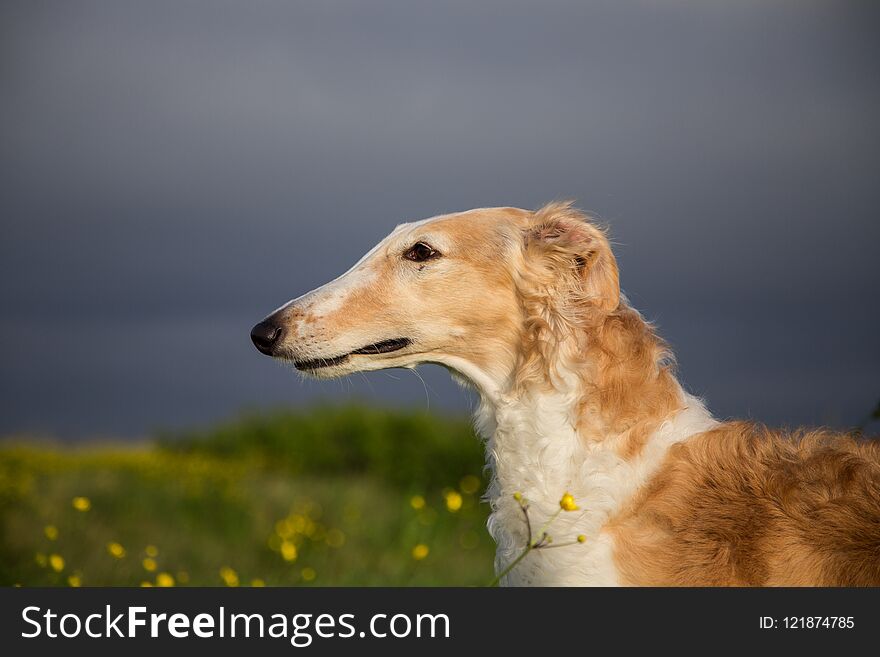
[{"x1": 250, "y1": 320, "x2": 283, "y2": 355}]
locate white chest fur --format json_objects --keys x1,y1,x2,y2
[{"x1": 475, "y1": 388, "x2": 716, "y2": 586}]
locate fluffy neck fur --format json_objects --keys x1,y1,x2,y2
[{"x1": 469, "y1": 302, "x2": 717, "y2": 586}]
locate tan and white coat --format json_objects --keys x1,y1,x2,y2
[{"x1": 253, "y1": 202, "x2": 880, "y2": 586}]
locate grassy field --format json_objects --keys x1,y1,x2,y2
[{"x1": 0, "y1": 406, "x2": 495, "y2": 587}]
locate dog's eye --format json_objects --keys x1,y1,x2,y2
[{"x1": 404, "y1": 242, "x2": 440, "y2": 263}]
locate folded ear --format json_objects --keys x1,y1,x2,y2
[{"x1": 523, "y1": 201, "x2": 620, "y2": 315}]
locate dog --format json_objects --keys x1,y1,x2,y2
[{"x1": 251, "y1": 202, "x2": 880, "y2": 586}]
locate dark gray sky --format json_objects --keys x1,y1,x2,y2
[{"x1": 2, "y1": 0, "x2": 878, "y2": 439}]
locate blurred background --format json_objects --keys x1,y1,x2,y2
[{"x1": 1, "y1": 0, "x2": 878, "y2": 586}]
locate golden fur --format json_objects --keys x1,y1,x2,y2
[
  {"x1": 610, "y1": 423, "x2": 880, "y2": 585},
  {"x1": 513, "y1": 202, "x2": 683, "y2": 452}
]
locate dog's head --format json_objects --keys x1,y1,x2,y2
[{"x1": 251, "y1": 202, "x2": 619, "y2": 394}]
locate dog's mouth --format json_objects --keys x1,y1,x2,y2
[{"x1": 292, "y1": 338, "x2": 413, "y2": 371}]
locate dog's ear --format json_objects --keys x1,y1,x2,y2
[{"x1": 523, "y1": 202, "x2": 620, "y2": 315}]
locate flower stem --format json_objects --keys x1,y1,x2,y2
[
  {"x1": 533, "y1": 508, "x2": 561, "y2": 546},
  {"x1": 489, "y1": 545, "x2": 533, "y2": 587}
]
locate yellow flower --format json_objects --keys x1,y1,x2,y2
[
  {"x1": 107, "y1": 542, "x2": 126, "y2": 559},
  {"x1": 300, "y1": 517, "x2": 317, "y2": 537},
  {"x1": 142, "y1": 557, "x2": 157, "y2": 572},
  {"x1": 290, "y1": 514, "x2": 309, "y2": 533},
  {"x1": 280, "y1": 540, "x2": 298, "y2": 562},
  {"x1": 325, "y1": 528, "x2": 345, "y2": 548},
  {"x1": 577, "y1": 534, "x2": 587, "y2": 543},
  {"x1": 49, "y1": 554, "x2": 65, "y2": 572},
  {"x1": 251, "y1": 579, "x2": 266, "y2": 587},
  {"x1": 275, "y1": 518, "x2": 295, "y2": 539},
  {"x1": 513, "y1": 492, "x2": 523, "y2": 502},
  {"x1": 72, "y1": 496, "x2": 91, "y2": 512},
  {"x1": 145, "y1": 545, "x2": 159, "y2": 557},
  {"x1": 445, "y1": 490, "x2": 463, "y2": 512},
  {"x1": 300, "y1": 567, "x2": 316, "y2": 582},
  {"x1": 44, "y1": 525, "x2": 59, "y2": 541},
  {"x1": 460, "y1": 475, "x2": 481, "y2": 495},
  {"x1": 411, "y1": 544, "x2": 429, "y2": 561},
  {"x1": 219, "y1": 566, "x2": 239, "y2": 587},
  {"x1": 409, "y1": 495, "x2": 426, "y2": 510},
  {"x1": 559, "y1": 492, "x2": 579, "y2": 512},
  {"x1": 67, "y1": 574, "x2": 81, "y2": 587},
  {"x1": 155, "y1": 572, "x2": 175, "y2": 587}
]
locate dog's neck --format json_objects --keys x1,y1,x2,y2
[{"x1": 461, "y1": 308, "x2": 717, "y2": 585}]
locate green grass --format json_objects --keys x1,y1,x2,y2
[{"x1": 0, "y1": 406, "x2": 495, "y2": 587}]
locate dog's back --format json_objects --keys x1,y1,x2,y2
[{"x1": 611, "y1": 422, "x2": 880, "y2": 586}]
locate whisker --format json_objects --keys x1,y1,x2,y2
[{"x1": 409, "y1": 366, "x2": 431, "y2": 411}]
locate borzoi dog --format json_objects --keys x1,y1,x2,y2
[{"x1": 251, "y1": 202, "x2": 880, "y2": 586}]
